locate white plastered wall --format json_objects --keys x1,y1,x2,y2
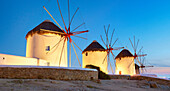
[
  {"x1": 26, "y1": 33, "x2": 67, "y2": 67},
  {"x1": 0, "y1": 54, "x2": 47, "y2": 66},
  {"x1": 115, "y1": 57, "x2": 136, "y2": 75},
  {"x1": 82, "y1": 51, "x2": 108, "y2": 74}
]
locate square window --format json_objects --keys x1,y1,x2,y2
[{"x1": 46, "y1": 46, "x2": 50, "y2": 51}]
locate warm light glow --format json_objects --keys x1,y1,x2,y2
[{"x1": 115, "y1": 57, "x2": 136, "y2": 75}]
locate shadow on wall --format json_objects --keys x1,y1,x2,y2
[{"x1": 85, "y1": 64, "x2": 111, "y2": 80}]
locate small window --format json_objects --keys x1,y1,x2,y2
[
  {"x1": 85, "y1": 52, "x2": 88, "y2": 56},
  {"x1": 46, "y1": 46, "x2": 50, "y2": 51}
]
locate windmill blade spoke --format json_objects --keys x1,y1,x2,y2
[
  {"x1": 110, "y1": 29, "x2": 115, "y2": 45},
  {"x1": 57, "y1": 0, "x2": 67, "y2": 32},
  {"x1": 59, "y1": 38, "x2": 66, "y2": 67},
  {"x1": 100, "y1": 35, "x2": 107, "y2": 48},
  {"x1": 73, "y1": 36, "x2": 87, "y2": 40},
  {"x1": 72, "y1": 30, "x2": 88, "y2": 36},
  {"x1": 114, "y1": 59, "x2": 117, "y2": 70},
  {"x1": 113, "y1": 47, "x2": 124, "y2": 50},
  {"x1": 70, "y1": 7, "x2": 79, "y2": 26},
  {"x1": 72, "y1": 39, "x2": 82, "y2": 51},
  {"x1": 125, "y1": 46, "x2": 129, "y2": 50},
  {"x1": 141, "y1": 68, "x2": 144, "y2": 74},
  {"x1": 104, "y1": 25, "x2": 109, "y2": 46},
  {"x1": 128, "y1": 60, "x2": 134, "y2": 69},
  {"x1": 107, "y1": 24, "x2": 110, "y2": 35},
  {"x1": 137, "y1": 46, "x2": 143, "y2": 54},
  {"x1": 144, "y1": 68, "x2": 147, "y2": 73},
  {"x1": 71, "y1": 42, "x2": 81, "y2": 66},
  {"x1": 104, "y1": 25, "x2": 108, "y2": 47},
  {"x1": 140, "y1": 65, "x2": 145, "y2": 68},
  {"x1": 108, "y1": 56, "x2": 114, "y2": 74},
  {"x1": 139, "y1": 56, "x2": 142, "y2": 65},
  {"x1": 68, "y1": 0, "x2": 70, "y2": 31},
  {"x1": 69, "y1": 41, "x2": 71, "y2": 67},
  {"x1": 71, "y1": 22, "x2": 85, "y2": 32},
  {"x1": 134, "y1": 36, "x2": 136, "y2": 52},
  {"x1": 46, "y1": 37, "x2": 65, "y2": 54},
  {"x1": 104, "y1": 25, "x2": 107, "y2": 37},
  {"x1": 129, "y1": 38, "x2": 135, "y2": 52},
  {"x1": 40, "y1": 29, "x2": 66, "y2": 35},
  {"x1": 142, "y1": 57, "x2": 145, "y2": 65},
  {"x1": 136, "y1": 39, "x2": 139, "y2": 51},
  {"x1": 106, "y1": 24, "x2": 110, "y2": 45},
  {"x1": 51, "y1": 37, "x2": 64, "y2": 50},
  {"x1": 111, "y1": 38, "x2": 118, "y2": 47},
  {"x1": 110, "y1": 51, "x2": 115, "y2": 58},
  {"x1": 136, "y1": 57, "x2": 143, "y2": 66},
  {"x1": 111, "y1": 51, "x2": 117, "y2": 69},
  {"x1": 43, "y1": 6, "x2": 63, "y2": 31},
  {"x1": 140, "y1": 53, "x2": 142, "y2": 64},
  {"x1": 145, "y1": 66, "x2": 154, "y2": 67},
  {"x1": 138, "y1": 54, "x2": 147, "y2": 57},
  {"x1": 102, "y1": 54, "x2": 108, "y2": 64}
]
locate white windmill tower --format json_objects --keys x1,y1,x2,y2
[
  {"x1": 26, "y1": 20, "x2": 68, "y2": 67},
  {"x1": 82, "y1": 40, "x2": 108, "y2": 74},
  {"x1": 115, "y1": 49, "x2": 135, "y2": 75}
]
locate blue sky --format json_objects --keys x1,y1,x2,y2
[{"x1": 1, "y1": 0, "x2": 170, "y2": 67}]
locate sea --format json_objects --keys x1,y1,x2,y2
[
  {"x1": 156, "y1": 74, "x2": 170, "y2": 80},
  {"x1": 143, "y1": 67, "x2": 170, "y2": 80}
]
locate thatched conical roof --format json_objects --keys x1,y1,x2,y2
[
  {"x1": 115, "y1": 49, "x2": 133, "y2": 59},
  {"x1": 25, "y1": 20, "x2": 64, "y2": 39},
  {"x1": 82, "y1": 40, "x2": 106, "y2": 53}
]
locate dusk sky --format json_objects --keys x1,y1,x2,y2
[{"x1": 1, "y1": 0, "x2": 170, "y2": 68}]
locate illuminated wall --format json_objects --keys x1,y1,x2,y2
[
  {"x1": 115, "y1": 57, "x2": 135, "y2": 75},
  {"x1": 0, "y1": 54, "x2": 47, "y2": 66},
  {"x1": 82, "y1": 51, "x2": 108, "y2": 74},
  {"x1": 26, "y1": 33, "x2": 67, "y2": 67}
]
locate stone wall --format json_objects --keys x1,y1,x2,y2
[
  {"x1": 130, "y1": 76, "x2": 170, "y2": 86},
  {"x1": 0, "y1": 67, "x2": 98, "y2": 80},
  {"x1": 109, "y1": 75, "x2": 131, "y2": 79}
]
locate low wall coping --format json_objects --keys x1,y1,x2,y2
[{"x1": 0, "y1": 65, "x2": 97, "y2": 71}]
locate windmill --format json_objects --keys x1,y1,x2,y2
[
  {"x1": 100, "y1": 24, "x2": 124, "y2": 73},
  {"x1": 43, "y1": 0, "x2": 88, "y2": 67},
  {"x1": 129, "y1": 36, "x2": 153, "y2": 74},
  {"x1": 139, "y1": 52, "x2": 154, "y2": 74}
]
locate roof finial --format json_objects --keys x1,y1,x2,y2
[
  {"x1": 43, "y1": 20, "x2": 52, "y2": 22},
  {"x1": 93, "y1": 40, "x2": 97, "y2": 42}
]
